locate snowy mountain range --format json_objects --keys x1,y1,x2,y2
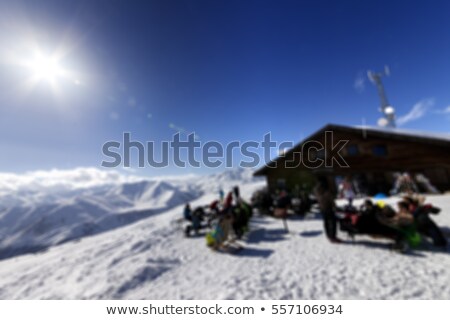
[{"x1": 0, "y1": 167, "x2": 264, "y2": 260}]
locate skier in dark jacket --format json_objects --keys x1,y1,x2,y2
[{"x1": 233, "y1": 186, "x2": 240, "y2": 201}]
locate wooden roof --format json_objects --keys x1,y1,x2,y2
[{"x1": 254, "y1": 123, "x2": 450, "y2": 176}]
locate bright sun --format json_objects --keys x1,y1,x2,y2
[
  {"x1": 29, "y1": 53, "x2": 65, "y2": 82},
  {"x1": 9, "y1": 38, "x2": 83, "y2": 97}
]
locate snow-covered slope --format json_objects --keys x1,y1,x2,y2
[
  {"x1": 0, "y1": 194, "x2": 449, "y2": 299},
  {"x1": 1, "y1": 167, "x2": 450, "y2": 299},
  {"x1": 0, "y1": 167, "x2": 263, "y2": 259}
]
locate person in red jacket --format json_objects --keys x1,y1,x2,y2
[{"x1": 223, "y1": 191, "x2": 233, "y2": 211}]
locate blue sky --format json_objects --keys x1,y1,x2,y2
[{"x1": 0, "y1": 0, "x2": 449, "y2": 175}]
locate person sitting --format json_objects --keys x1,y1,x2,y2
[
  {"x1": 209, "y1": 200, "x2": 220, "y2": 216},
  {"x1": 377, "y1": 201, "x2": 413, "y2": 228},
  {"x1": 377, "y1": 201, "x2": 420, "y2": 250},
  {"x1": 183, "y1": 203, "x2": 192, "y2": 221},
  {"x1": 206, "y1": 214, "x2": 233, "y2": 250},
  {"x1": 223, "y1": 191, "x2": 233, "y2": 212},
  {"x1": 393, "y1": 201, "x2": 415, "y2": 227},
  {"x1": 185, "y1": 206, "x2": 206, "y2": 237},
  {"x1": 339, "y1": 176, "x2": 355, "y2": 207},
  {"x1": 231, "y1": 200, "x2": 252, "y2": 239}
]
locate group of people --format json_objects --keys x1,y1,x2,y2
[
  {"x1": 317, "y1": 175, "x2": 447, "y2": 251},
  {"x1": 251, "y1": 186, "x2": 314, "y2": 218},
  {"x1": 250, "y1": 178, "x2": 352, "y2": 243},
  {"x1": 182, "y1": 175, "x2": 446, "y2": 254},
  {"x1": 391, "y1": 172, "x2": 440, "y2": 195},
  {"x1": 182, "y1": 186, "x2": 253, "y2": 252}
]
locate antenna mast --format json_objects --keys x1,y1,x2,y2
[{"x1": 367, "y1": 66, "x2": 396, "y2": 128}]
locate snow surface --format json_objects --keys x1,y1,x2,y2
[{"x1": 0, "y1": 168, "x2": 450, "y2": 299}]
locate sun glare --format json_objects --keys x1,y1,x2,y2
[
  {"x1": 24, "y1": 50, "x2": 68, "y2": 86},
  {"x1": 16, "y1": 45, "x2": 80, "y2": 96},
  {"x1": 30, "y1": 53, "x2": 64, "y2": 82}
]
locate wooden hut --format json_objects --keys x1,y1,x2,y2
[{"x1": 254, "y1": 124, "x2": 450, "y2": 195}]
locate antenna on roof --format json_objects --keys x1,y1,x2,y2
[{"x1": 367, "y1": 65, "x2": 396, "y2": 128}]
